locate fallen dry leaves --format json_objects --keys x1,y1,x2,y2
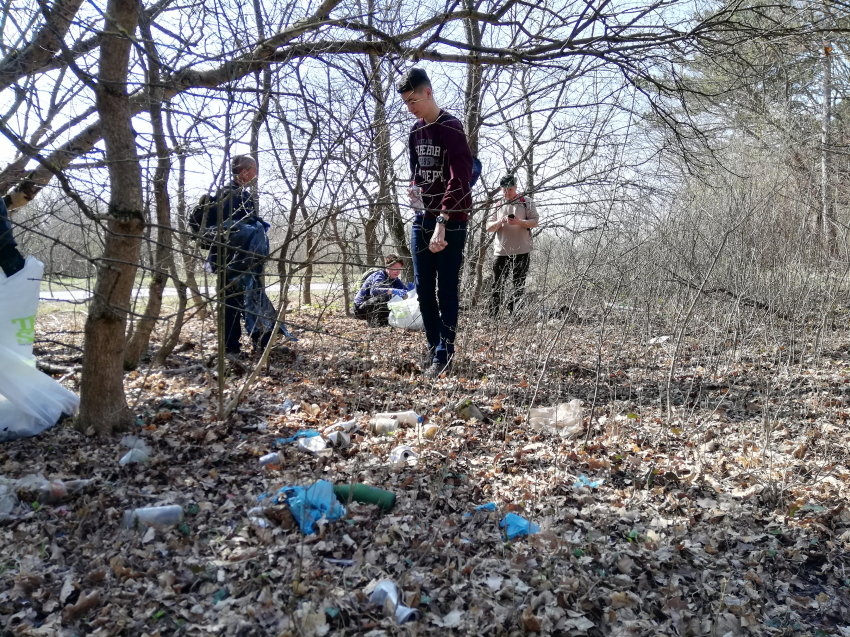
[{"x1": 2, "y1": 304, "x2": 850, "y2": 636}]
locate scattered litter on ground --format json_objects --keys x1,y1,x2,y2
[
  {"x1": 275, "y1": 429, "x2": 320, "y2": 446},
  {"x1": 369, "y1": 580, "x2": 421, "y2": 624},
  {"x1": 573, "y1": 474, "x2": 604, "y2": 488},
  {"x1": 123, "y1": 504, "x2": 184, "y2": 528},
  {"x1": 333, "y1": 483, "x2": 396, "y2": 511},
  {"x1": 528, "y1": 399, "x2": 583, "y2": 436},
  {"x1": 274, "y1": 480, "x2": 345, "y2": 534},
  {"x1": 389, "y1": 444, "x2": 418, "y2": 466},
  {"x1": 500, "y1": 512, "x2": 540, "y2": 539},
  {"x1": 455, "y1": 397, "x2": 485, "y2": 421}
]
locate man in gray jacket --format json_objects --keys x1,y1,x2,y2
[{"x1": 486, "y1": 173, "x2": 538, "y2": 317}]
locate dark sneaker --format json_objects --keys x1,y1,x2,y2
[
  {"x1": 424, "y1": 360, "x2": 452, "y2": 379},
  {"x1": 225, "y1": 351, "x2": 249, "y2": 372},
  {"x1": 421, "y1": 348, "x2": 436, "y2": 368}
]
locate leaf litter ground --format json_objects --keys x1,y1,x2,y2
[{"x1": 3, "y1": 305, "x2": 850, "y2": 636}]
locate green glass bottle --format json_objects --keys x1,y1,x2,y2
[{"x1": 333, "y1": 484, "x2": 396, "y2": 511}]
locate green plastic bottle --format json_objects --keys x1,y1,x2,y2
[{"x1": 333, "y1": 484, "x2": 396, "y2": 511}]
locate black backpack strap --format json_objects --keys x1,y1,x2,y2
[{"x1": 519, "y1": 196, "x2": 532, "y2": 234}]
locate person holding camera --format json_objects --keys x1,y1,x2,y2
[{"x1": 486, "y1": 173, "x2": 539, "y2": 317}]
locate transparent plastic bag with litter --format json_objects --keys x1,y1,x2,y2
[
  {"x1": 528, "y1": 399, "x2": 583, "y2": 438},
  {"x1": 387, "y1": 291, "x2": 424, "y2": 331}
]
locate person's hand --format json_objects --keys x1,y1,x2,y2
[
  {"x1": 505, "y1": 216, "x2": 520, "y2": 226},
  {"x1": 408, "y1": 186, "x2": 423, "y2": 210},
  {"x1": 429, "y1": 222, "x2": 447, "y2": 253}
]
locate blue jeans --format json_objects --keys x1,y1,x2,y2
[
  {"x1": 411, "y1": 217, "x2": 467, "y2": 364},
  {"x1": 222, "y1": 270, "x2": 296, "y2": 353}
]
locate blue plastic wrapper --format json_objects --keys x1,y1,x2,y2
[
  {"x1": 464, "y1": 502, "x2": 497, "y2": 518},
  {"x1": 274, "y1": 480, "x2": 346, "y2": 535},
  {"x1": 275, "y1": 429, "x2": 320, "y2": 447},
  {"x1": 500, "y1": 513, "x2": 540, "y2": 539},
  {"x1": 573, "y1": 474, "x2": 604, "y2": 489}
]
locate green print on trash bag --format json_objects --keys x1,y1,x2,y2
[{"x1": 12, "y1": 315, "x2": 35, "y2": 345}]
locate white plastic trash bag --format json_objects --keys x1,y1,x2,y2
[
  {"x1": 388, "y1": 290, "x2": 424, "y2": 331},
  {"x1": 0, "y1": 257, "x2": 79, "y2": 441}
]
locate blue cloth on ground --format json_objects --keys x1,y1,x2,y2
[
  {"x1": 500, "y1": 513, "x2": 540, "y2": 539},
  {"x1": 274, "y1": 480, "x2": 346, "y2": 535}
]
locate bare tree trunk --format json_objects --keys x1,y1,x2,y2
[
  {"x1": 472, "y1": 214, "x2": 491, "y2": 301},
  {"x1": 822, "y1": 42, "x2": 835, "y2": 255},
  {"x1": 331, "y1": 211, "x2": 352, "y2": 315},
  {"x1": 463, "y1": 0, "x2": 485, "y2": 301},
  {"x1": 364, "y1": 203, "x2": 379, "y2": 265},
  {"x1": 124, "y1": 13, "x2": 174, "y2": 369},
  {"x1": 155, "y1": 108, "x2": 190, "y2": 365},
  {"x1": 303, "y1": 229, "x2": 315, "y2": 305},
  {"x1": 164, "y1": 111, "x2": 206, "y2": 315},
  {"x1": 523, "y1": 72, "x2": 535, "y2": 194},
  {"x1": 77, "y1": 0, "x2": 142, "y2": 435},
  {"x1": 366, "y1": 19, "x2": 411, "y2": 274},
  {"x1": 249, "y1": 0, "x2": 271, "y2": 209}
]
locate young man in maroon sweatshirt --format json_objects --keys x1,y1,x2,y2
[{"x1": 396, "y1": 68, "x2": 473, "y2": 378}]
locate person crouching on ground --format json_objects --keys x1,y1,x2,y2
[{"x1": 353, "y1": 255, "x2": 410, "y2": 327}]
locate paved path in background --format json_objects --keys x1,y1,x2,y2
[{"x1": 40, "y1": 283, "x2": 341, "y2": 302}]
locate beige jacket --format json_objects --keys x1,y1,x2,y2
[{"x1": 489, "y1": 196, "x2": 538, "y2": 256}]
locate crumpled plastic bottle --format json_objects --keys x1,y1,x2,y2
[
  {"x1": 322, "y1": 420, "x2": 359, "y2": 435},
  {"x1": 370, "y1": 580, "x2": 421, "y2": 624},
  {"x1": 119, "y1": 448, "x2": 150, "y2": 465},
  {"x1": 372, "y1": 410, "x2": 421, "y2": 426},
  {"x1": 325, "y1": 431, "x2": 350, "y2": 448},
  {"x1": 389, "y1": 445, "x2": 418, "y2": 467},
  {"x1": 259, "y1": 451, "x2": 283, "y2": 466},
  {"x1": 123, "y1": 504, "x2": 184, "y2": 528},
  {"x1": 370, "y1": 417, "x2": 399, "y2": 435},
  {"x1": 119, "y1": 435, "x2": 152, "y2": 465},
  {"x1": 296, "y1": 436, "x2": 331, "y2": 456}
]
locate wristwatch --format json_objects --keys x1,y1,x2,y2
[{"x1": 435, "y1": 215, "x2": 447, "y2": 225}]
